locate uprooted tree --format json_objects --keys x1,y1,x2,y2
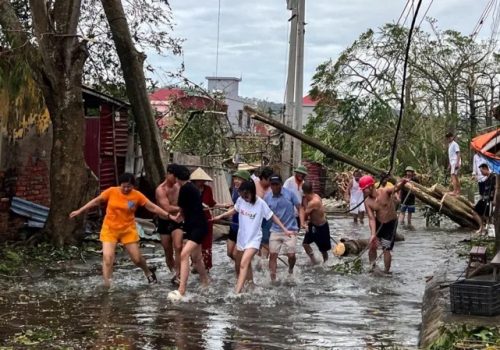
[{"x1": 246, "y1": 106, "x2": 481, "y2": 230}]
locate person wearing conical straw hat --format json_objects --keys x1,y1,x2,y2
[{"x1": 190, "y1": 167, "x2": 232, "y2": 272}]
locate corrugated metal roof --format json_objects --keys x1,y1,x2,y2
[{"x1": 10, "y1": 196, "x2": 49, "y2": 227}]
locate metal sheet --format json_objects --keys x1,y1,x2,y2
[{"x1": 10, "y1": 196, "x2": 49, "y2": 224}]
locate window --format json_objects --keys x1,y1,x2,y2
[
  {"x1": 238, "y1": 110, "x2": 243, "y2": 127},
  {"x1": 246, "y1": 115, "x2": 251, "y2": 129}
]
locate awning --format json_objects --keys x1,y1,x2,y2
[{"x1": 470, "y1": 129, "x2": 500, "y2": 173}]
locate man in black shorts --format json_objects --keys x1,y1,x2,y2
[
  {"x1": 167, "y1": 165, "x2": 209, "y2": 301},
  {"x1": 301, "y1": 182, "x2": 331, "y2": 264},
  {"x1": 155, "y1": 164, "x2": 184, "y2": 284},
  {"x1": 360, "y1": 175, "x2": 408, "y2": 274}
]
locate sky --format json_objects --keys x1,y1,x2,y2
[{"x1": 149, "y1": 0, "x2": 498, "y2": 102}]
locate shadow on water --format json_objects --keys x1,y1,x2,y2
[{"x1": 0, "y1": 216, "x2": 470, "y2": 349}]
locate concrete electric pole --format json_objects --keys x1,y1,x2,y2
[
  {"x1": 293, "y1": 0, "x2": 305, "y2": 167},
  {"x1": 283, "y1": 0, "x2": 305, "y2": 175},
  {"x1": 283, "y1": 0, "x2": 298, "y2": 178}
]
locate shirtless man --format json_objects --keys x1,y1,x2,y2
[
  {"x1": 359, "y1": 175, "x2": 408, "y2": 274},
  {"x1": 300, "y1": 182, "x2": 331, "y2": 264},
  {"x1": 155, "y1": 164, "x2": 183, "y2": 284}
]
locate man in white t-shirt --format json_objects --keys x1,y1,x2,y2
[
  {"x1": 283, "y1": 165, "x2": 308, "y2": 226},
  {"x1": 446, "y1": 132, "x2": 461, "y2": 195}
]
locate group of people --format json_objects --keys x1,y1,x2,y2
[
  {"x1": 446, "y1": 131, "x2": 497, "y2": 234},
  {"x1": 69, "y1": 164, "x2": 338, "y2": 300},
  {"x1": 67, "y1": 130, "x2": 497, "y2": 297}
]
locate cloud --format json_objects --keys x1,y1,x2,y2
[{"x1": 149, "y1": 0, "x2": 497, "y2": 101}]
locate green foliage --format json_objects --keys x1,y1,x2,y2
[
  {"x1": 306, "y1": 22, "x2": 499, "y2": 177},
  {"x1": 0, "y1": 243, "x2": 94, "y2": 276},
  {"x1": 331, "y1": 256, "x2": 363, "y2": 274},
  {"x1": 429, "y1": 325, "x2": 500, "y2": 350}
]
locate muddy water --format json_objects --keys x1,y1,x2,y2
[{"x1": 0, "y1": 216, "x2": 469, "y2": 349}]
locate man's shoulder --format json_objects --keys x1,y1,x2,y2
[
  {"x1": 283, "y1": 176, "x2": 294, "y2": 185},
  {"x1": 310, "y1": 195, "x2": 322, "y2": 205}
]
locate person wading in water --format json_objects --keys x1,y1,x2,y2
[
  {"x1": 301, "y1": 182, "x2": 331, "y2": 264},
  {"x1": 155, "y1": 164, "x2": 183, "y2": 285},
  {"x1": 70, "y1": 173, "x2": 170, "y2": 287},
  {"x1": 345, "y1": 169, "x2": 365, "y2": 224},
  {"x1": 360, "y1": 175, "x2": 408, "y2": 274},
  {"x1": 167, "y1": 166, "x2": 210, "y2": 301},
  {"x1": 213, "y1": 180, "x2": 291, "y2": 294}
]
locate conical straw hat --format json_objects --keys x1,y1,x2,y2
[{"x1": 190, "y1": 167, "x2": 213, "y2": 182}]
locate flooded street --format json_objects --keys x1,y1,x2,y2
[{"x1": 0, "y1": 215, "x2": 469, "y2": 349}]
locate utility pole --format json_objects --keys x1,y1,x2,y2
[
  {"x1": 283, "y1": 0, "x2": 298, "y2": 178},
  {"x1": 293, "y1": 0, "x2": 305, "y2": 167}
]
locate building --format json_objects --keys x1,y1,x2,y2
[
  {"x1": 206, "y1": 76, "x2": 254, "y2": 133},
  {"x1": 0, "y1": 87, "x2": 131, "y2": 206},
  {"x1": 303, "y1": 94, "x2": 318, "y2": 127}
]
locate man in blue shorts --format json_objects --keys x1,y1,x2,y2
[{"x1": 399, "y1": 166, "x2": 418, "y2": 227}]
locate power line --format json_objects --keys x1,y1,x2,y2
[
  {"x1": 471, "y1": 0, "x2": 495, "y2": 39},
  {"x1": 417, "y1": 0, "x2": 434, "y2": 28}
]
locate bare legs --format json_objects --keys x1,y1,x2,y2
[
  {"x1": 101, "y1": 241, "x2": 153, "y2": 287},
  {"x1": 178, "y1": 240, "x2": 209, "y2": 296},
  {"x1": 369, "y1": 240, "x2": 392, "y2": 273},
  {"x1": 451, "y1": 174, "x2": 461, "y2": 195},
  {"x1": 160, "y1": 235, "x2": 174, "y2": 272},
  {"x1": 303, "y1": 243, "x2": 318, "y2": 265},
  {"x1": 235, "y1": 248, "x2": 258, "y2": 293}
]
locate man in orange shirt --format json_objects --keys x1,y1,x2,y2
[{"x1": 70, "y1": 173, "x2": 171, "y2": 287}]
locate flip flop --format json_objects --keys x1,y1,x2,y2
[{"x1": 167, "y1": 290, "x2": 184, "y2": 302}]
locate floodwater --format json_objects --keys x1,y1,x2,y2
[{"x1": 0, "y1": 215, "x2": 470, "y2": 349}]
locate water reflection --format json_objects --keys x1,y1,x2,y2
[{"x1": 0, "y1": 216, "x2": 469, "y2": 349}]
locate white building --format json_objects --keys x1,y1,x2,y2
[
  {"x1": 206, "y1": 76, "x2": 253, "y2": 133},
  {"x1": 302, "y1": 95, "x2": 317, "y2": 127}
]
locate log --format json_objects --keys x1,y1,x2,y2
[{"x1": 245, "y1": 106, "x2": 479, "y2": 229}]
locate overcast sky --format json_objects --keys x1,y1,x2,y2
[{"x1": 149, "y1": 0, "x2": 498, "y2": 102}]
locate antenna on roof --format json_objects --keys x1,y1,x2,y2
[{"x1": 215, "y1": 0, "x2": 222, "y2": 78}]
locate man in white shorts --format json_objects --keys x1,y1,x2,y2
[
  {"x1": 446, "y1": 132, "x2": 461, "y2": 195},
  {"x1": 264, "y1": 174, "x2": 302, "y2": 282}
]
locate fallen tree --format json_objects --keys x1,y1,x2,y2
[{"x1": 244, "y1": 106, "x2": 480, "y2": 229}]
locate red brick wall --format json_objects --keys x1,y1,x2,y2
[{"x1": 15, "y1": 155, "x2": 50, "y2": 207}]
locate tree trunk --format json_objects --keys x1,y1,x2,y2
[
  {"x1": 245, "y1": 106, "x2": 480, "y2": 229},
  {"x1": 468, "y1": 84, "x2": 477, "y2": 139},
  {"x1": 100, "y1": 0, "x2": 166, "y2": 187},
  {"x1": 0, "y1": 0, "x2": 98, "y2": 245},
  {"x1": 42, "y1": 78, "x2": 95, "y2": 245}
]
